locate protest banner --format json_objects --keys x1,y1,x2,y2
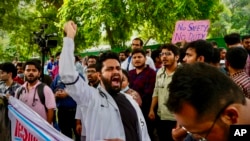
[
  {"x1": 8, "y1": 96, "x2": 73, "y2": 141},
  {"x1": 0, "y1": 96, "x2": 11, "y2": 141},
  {"x1": 172, "y1": 20, "x2": 210, "y2": 44}
]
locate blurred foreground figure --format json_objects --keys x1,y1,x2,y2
[{"x1": 167, "y1": 62, "x2": 250, "y2": 141}]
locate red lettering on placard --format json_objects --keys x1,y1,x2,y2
[{"x1": 14, "y1": 120, "x2": 39, "y2": 141}]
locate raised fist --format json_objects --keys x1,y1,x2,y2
[{"x1": 64, "y1": 20, "x2": 77, "y2": 39}]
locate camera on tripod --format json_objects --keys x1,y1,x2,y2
[{"x1": 33, "y1": 24, "x2": 58, "y2": 51}]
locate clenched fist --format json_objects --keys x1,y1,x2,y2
[{"x1": 64, "y1": 21, "x2": 77, "y2": 39}]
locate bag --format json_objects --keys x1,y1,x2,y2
[{"x1": 16, "y1": 83, "x2": 47, "y2": 111}]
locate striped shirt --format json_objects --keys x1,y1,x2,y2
[
  {"x1": 0, "y1": 81, "x2": 21, "y2": 96},
  {"x1": 230, "y1": 70, "x2": 250, "y2": 99}
]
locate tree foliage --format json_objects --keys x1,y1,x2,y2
[
  {"x1": 209, "y1": 0, "x2": 250, "y2": 37},
  {"x1": 0, "y1": 0, "x2": 224, "y2": 61},
  {"x1": 57, "y1": 0, "x2": 223, "y2": 47}
]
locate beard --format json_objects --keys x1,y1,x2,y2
[
  {"x1": 101, "y1": 75, "x2": 121, "y2": 96},
  {"x1": 134, "y1": 63, "x2": 145, "y2": 69},
  {"x1": 25, "y1": 75, "x2": 39, "y2": 84}
]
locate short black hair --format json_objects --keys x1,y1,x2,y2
[
  {"x1": 151, "y1": 49, "x2": 161, "y2": 63},
  {"x1": 210, "y1": 41, "x2": 218, "y2": 46},
  {"x1": 119, "y1": 51, "x2": 127, "y2": 57},
  {"x1": 160, "y1": 43, "x2": 180, "y2": 56},
  {"x1": 167, "y1": 62, "x2": 246, "y2": 120},
  {"x1": 125, "y1": 48, "x2": 131, "y2": 57},
  {"x1": 0, "y1": 62, "x2": 17, "y2": 78},
  {"x1": 75, "y1": 55, "x2": 81, "y2": 62},
  {"x1": 88, "y1": 55, "x2": 98, "y2": 61},
  {"x1": 131, "y1": 48, "x2": 146, "y2": 57},
  {"x1": 55, "y1": 52, "x2": 61, "y2": 57},
  {"x1": 23, "y1": 60, "x2": 42, "y2": 72},
  {"x1": 179, "y1": 47, "x2": 186, "y2": 63},
  {"x1": 122, "y1": 69, "x2": 129, "y2": 81},
  {"x1": 96, "y1": 51, "x2": 120, "y2": 72},
  {"x1": 226, "y1": 47, "x2": 248, "y2": 69},
  {"x1": 87, "y1": 64, "x2": 97, "y2": 70},
  {"x1": 133, "y1": 37, "x2": 144, "y2": 46},
  {"x1": 185, "y1": 39, "x2": 214, "y2": 63},
  {"x1": 224, "y1": 33, "x2": 241, "y2": 45},
  {"x1": 242, "y1": 35, "x2": 250, "y2": 41},
  {"x1": 16, "y1": 62, "x2": 24, "y2": 68},
  {"x1": 211, "y1": 48, "x2": 221, "y2": 64}
]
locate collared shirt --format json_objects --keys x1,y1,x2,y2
[
  {"x1": 245, "y1": 55, "x2": 250, "y2": 76},
  {"x1": 152, "y1": 67, "x2": 176, "y2": 120},
  {"x1": 230, "y1": 70, "x2": 250, "y2": 99},
  {"x1": 129, "y1": 65, "x2": 156, "y2": 105},
  {"x1": 0, "y1": 81, "x2": 21, "y2": 96},
  {"x1": 15, "y1": 81, "x2": 56, "y2": 120}
]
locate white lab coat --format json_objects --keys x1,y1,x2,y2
[{"x1": 59, "y1": 37, "x2": 150, "y2": 141}]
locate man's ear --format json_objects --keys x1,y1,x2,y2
[
  {"x1": 175, "y1": 55, "x2": 180, "y2": 61},
  {"x1": 220, "y1": 106, "x2": 239, "y2": 125},
  {"x1": 38, "y1": 71, "x2": 41, "y2": 77},
  {"x1": 197, "y1": 56, "x2": 205, "y2": 62},
  {"x1": 97, "y1": 72, "x2": 101, "y2": 80}
]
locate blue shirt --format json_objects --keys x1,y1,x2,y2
[{"x1": 50, "y1": 75, "x2": 77, "y2": 108}]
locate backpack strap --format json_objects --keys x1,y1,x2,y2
[
  {"x1": 36, "y1": 83, "x2": 47, "y2": 111},
  {"x1": 16, "y1": 87, "x2": 25, "y2": 99},
  {"x1": 16, "y1": 83, "x2": 47, "y2": 112}
]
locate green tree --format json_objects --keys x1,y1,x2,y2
[
  {"x1": 0, "y1": 0, "x2": 224, "y2": 61},
  {"x1": 209, "y1": 0, "x2": 250, "y2": 38},
  {"x1": 58, "y1": 0, "x2": 223, "y2": 47}
]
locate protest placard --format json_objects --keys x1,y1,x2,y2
[
  {"x1": 8, "y1": 97, "x2": 73, "y2": 141},
  {"x1": 172, "y1": 20, "x2": 210, "y2": 44}
]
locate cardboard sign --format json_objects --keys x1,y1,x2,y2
[{"x1": 172, "y1": 20, "x2": 210, "y2": 44}]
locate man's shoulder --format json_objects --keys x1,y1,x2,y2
[
  {"x1": 0, "y1": 81, "x2": 5, "y2": 86},
  {"x1": 145, "y1": 65, "x2": 156, "y2": 73},
  {"x1": 146, "y1": 56, "x2": 154, "y2": 62},
  {"x1": 156, "y1": 67, "x2": 165, "y2": 74}
]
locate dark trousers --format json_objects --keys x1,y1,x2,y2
[
  {"x1": 156, "y1": 116, "x2": 177, "y2": 141},
  {"x1": 141, "y1": 102, "x2": 156, "y2": 141},
  {"x1": 58, "y1": 108, "x2": 80, "y2": 141}
]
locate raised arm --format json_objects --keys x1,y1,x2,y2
[{"x1": 59, "y1": 21, "x2": 93, "y2": 105}]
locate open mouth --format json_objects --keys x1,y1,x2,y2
[{"x1": 111, "y1": 77, "x2": 120, "y2": 87}]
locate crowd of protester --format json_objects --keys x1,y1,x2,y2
[{"x1": 0, "y1": 21, "x2": 249, "y2": 141}]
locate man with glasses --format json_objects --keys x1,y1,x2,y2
[
  {"x1": 148, "y1": 44, "x2": 179, "y2": 141},
  {"x1": 166, "y1": 62, "x2": 250, "y2": 141},
  {"x1": 75, "y1": 64, "x2": 99, "y2": 141},
  {"x1": 172, "y1": 39, "x2": 215, "y2": 140},
  {"x1": 86, "y1": 64, "x2": 100, "y2": 88}
]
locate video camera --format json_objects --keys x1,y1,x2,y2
[{"x1": 33, "y1": 24, "x2": 57, "y2": 51}]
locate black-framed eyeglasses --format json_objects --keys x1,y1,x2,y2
[{"x1": 182, "y1": 101, "x2": 234, "y2": 141}]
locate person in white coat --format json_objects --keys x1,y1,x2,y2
[{"x1": 60, "y1": 21, "x2": 150, "y2": 141}]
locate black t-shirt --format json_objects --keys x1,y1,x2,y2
[{"x1": 112, "y1": 93, "x2": 140, "y2": 141}]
